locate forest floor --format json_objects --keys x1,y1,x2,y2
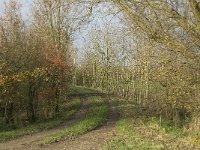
[{"x1": 0, "y1": 94, "x2": 120, "y2": 150}]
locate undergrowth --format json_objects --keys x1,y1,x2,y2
[
  {"x1": 0, "y1": 98, "x2": 81, "y2": 142},
  {"x1": 105, "y1": 98, "x2": 200, "y2": 150}
]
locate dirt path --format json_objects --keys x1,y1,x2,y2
[
  {"x1": 41, "y1": 100, "x2": 120, "y2": 150},
  {"x1": 0, "y1": 97, "x2": 88, "y2": 150},
  {"x1": 0, "y1": 97, "x2": 120, "y2": 150}
]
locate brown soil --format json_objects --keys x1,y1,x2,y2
[
  {"x1": 41, "y1": 100, "x2": 120, "y2": 150},
  {"x1": 0, "y1": 98, "x2": 120, "y2": 150},
  {"x1": 0, "y1": 97, "x2": 88, "y2": 150}
]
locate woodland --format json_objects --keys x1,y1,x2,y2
[{"x1": 1, "y1": 0, "x2": 200, "y2": 149}]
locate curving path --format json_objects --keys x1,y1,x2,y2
[
  {"x1": 0, "y1": 97, "x2": 120, "y2": 150},
  {"x1": 0, "y1": 97, "x2": 88, "y2": 150},
  {"x1": 41, "y1": 100, "x2": 120, "y2": 150}
]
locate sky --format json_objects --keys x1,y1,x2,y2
[
  {"x1": 0, "y1": 0, "x2": 125, "y2": 58},
  {"x1": 0, "y1": 0, "x2": 32, "y2": 19}
]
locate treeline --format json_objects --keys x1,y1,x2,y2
[
  {"x1": 1, "y1": 0, "x2": 200, "y2": 129},
  {"x1": 77, "y1": 0, "x2": 200, "y2": 126},
  {"x1": 0, "y1": 1, "x2": 73, "y2": 126}
]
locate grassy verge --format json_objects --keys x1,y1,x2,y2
[
  {"x1": 0, "y1": 98, "x2": 81, "y2": 142},
  {"x1": 40, "y1": 96, "x2": 109, "y2": 145},
  {"x1": 105, "y1": 99, "x2": 200, "y2": 150},
  {"x1": 68, "y1": 86, "x2": 102, "y2": 96}
]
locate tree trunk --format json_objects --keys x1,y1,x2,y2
[{"x1": 28, "y1": 82, "x2": 36, "y2": 123}]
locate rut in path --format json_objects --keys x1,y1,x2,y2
[
  {"x1": 40, "y1": 99, "x2": 120, "y2": 150},
  {"x1": 0, "y1": 97, "x2": 88, "y2": 150}
]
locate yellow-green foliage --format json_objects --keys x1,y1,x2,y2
[{"x1": 0, "y1": 68, "x2": 47, "y2": 86}]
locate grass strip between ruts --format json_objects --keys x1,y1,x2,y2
[{"x1": 40, "y1": 96, "x2": 109, "y2": 145}]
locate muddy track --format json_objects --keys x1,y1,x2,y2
[
  {"x1": 0, "y1": 97, "x2": 120, "y2": 150},
  {"x1": 0, "y1": 97, "x2": 88, "y2": 150},
  {"x1": 41, "y1": 99, "x2": 120, "y2": 150}
]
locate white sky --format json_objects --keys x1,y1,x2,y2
[
  {"x1": 0, "y1": 0, "x2": 32, "y2": 18},
  {"x1": 0, "y1": 0, "x2": 124, "y2": 57}
]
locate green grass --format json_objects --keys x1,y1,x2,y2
[
  {"x1": 106, "y1": 119, "x2": 166, "y2": 150},
  {"x1": 0, "y1": 98, "x2": 81, "y2": 142},
  {"x1": 105, "y1": 98, "x2": 200, "y2": 150},
  {"x1": 68, "y1": 86, "x2": 102, "y2": 96},
  {"x1": 40, "y1": 96, "x2": 109, "y2": 144}
]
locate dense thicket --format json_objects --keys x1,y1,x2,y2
[{"x1": 0, "y1": 0, "x2": 72, "y2": 126}]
